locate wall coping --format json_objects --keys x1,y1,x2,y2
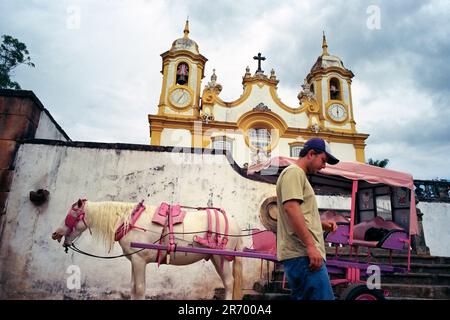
[{"x1": 0, "y1": 89, "x2": 71, "y2": 141}]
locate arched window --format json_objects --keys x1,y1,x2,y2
[
  {"x1": 176, "y1": 62, "x2": 189, "y2": 85},
  {"x1": 248, "y1": 128, "x2": 271, "y2": 150},
  {"x1": 290, "y1": 144, "x2": 303, "y2": 157},
  {"x1": 310, "y1": 83, "x2": 315, "y2": 94},
  {"x1": 329, "y1": 78, "x2": 341, "y2": 100}
]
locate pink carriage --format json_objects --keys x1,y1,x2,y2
[
  {"x1": 117, "y1": 158, "x2": 418, "y2": 300},
  {"x1": 245, "y1": 157, "x2": 419, "y2": 300}
]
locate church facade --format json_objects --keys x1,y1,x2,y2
[{"x1": 149, "y1": 21, "x2": 369, "y2": 166}]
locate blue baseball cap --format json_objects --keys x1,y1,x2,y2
[{"x1": 304, "y1": 138, "x2": 339, "y2": 165}]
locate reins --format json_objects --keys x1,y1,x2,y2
[
  {"x1": 63, "y1": 200, "x2": 269, "y2": 260},
  {"x1": 67, "y1": 243, "x2": 145, "y2": 259}
]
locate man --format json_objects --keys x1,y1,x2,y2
[{"x1": 276, "y1": 138, "x2": 339, "y2": 300}]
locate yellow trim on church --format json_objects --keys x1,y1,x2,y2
[
  {"x1": 269, "y1": 87, "x2": 306, "y2": 114},
  {"x1": 206, "y1": 76, "x2": 305, "y2": 114},
  {"x1": 210, "y1": 84, "x2": 253, "y2": 107},
  {"x1": 347, "y1": 79, "x2": 357, "y2": 132},
  {"x1": 149, "y1": 24, "x2": 369, "y2": 164},
  {"x1": 236, "y1": 109, "x2": 289, "y2": 152}
]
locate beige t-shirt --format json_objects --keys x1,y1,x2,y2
[{"x1": 276, "y1": 164, "x2": 326, "y2": 261}]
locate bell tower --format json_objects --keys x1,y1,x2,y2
[
  {"x1": 306, "y1": 32, "x2": 357, "y2": 133},
  {"x1": 157, "y1": 20, "x2": 208, "y2": 118}
]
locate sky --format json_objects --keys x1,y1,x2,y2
[{"x1": 1, "y1": 0, "x2": 449, "y2": 180}]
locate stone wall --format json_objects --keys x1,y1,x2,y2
[
  {"x1": 0, "y1": 89, "x2": 69, "y2": 217},
  {"x1": 1, "y1": 124, "x2": 449, "y2": 299},
  {"x1": 418, "y1": 202, "x2": 450, "y2": 257},
  {"x1": 0, "y1": 141, "x2": 276, "y2": 299}
]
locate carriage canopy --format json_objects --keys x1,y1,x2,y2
[{"x1": 247, "y1": 157, "x2": 419, "y2": 236}]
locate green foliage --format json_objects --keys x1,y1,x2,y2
[
  {"x1": 367, "y1": 158, "x2": 389, "y2": 168},
  {"x1": 0, "y1": 35, "x2": 35, "y2": 89}
]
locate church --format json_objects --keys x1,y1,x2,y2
[
  {"x1": 2, "y1": 20, "x2": 447, "y2": 301},
  {"x1": 148, "y1": 21, "x2": 369, "y2": 166}
]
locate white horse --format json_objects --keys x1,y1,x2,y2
[{"x1": 52, "y1": 199, "x2": 243, "y2": 300}]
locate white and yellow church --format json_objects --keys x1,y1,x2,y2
[{"x1": 148, "y1": 21, "x2": 369, "y2": 166}]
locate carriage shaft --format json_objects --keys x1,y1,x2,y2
[{"x1": 130, "y1": 242, "x2": 278, "y2": 261}]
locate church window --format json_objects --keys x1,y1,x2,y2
[
  {"x1": 248, "y1": 128, "x2": 271, "y2": 150},
  {"x1": 176, "y1": 62, "x2": 189, "y2": 85},
  {"x1": 290, "y1": 145, "x2": 303, "y2": 157},
  {"x1": 329, "y1": 78, "x2": 341, "y2": 100}
]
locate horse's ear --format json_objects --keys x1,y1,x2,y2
[{"x1": 77, "y1": 199, "x2": 83, "y2": 207}]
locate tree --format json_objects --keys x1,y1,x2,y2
[
  {"x1": 0, "y1": 35, "x2": 35, "y2": 90},
  {"x1": 367, "y1": 158, "x2": 389, "y2": 168}
]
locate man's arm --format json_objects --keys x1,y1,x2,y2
[{"x1": 283, "y1": 200, "x2": 323, "y2": 271}]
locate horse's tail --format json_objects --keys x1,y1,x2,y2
[{"x1": 232, "y1": 237, "x2": 243, "y2": 300}]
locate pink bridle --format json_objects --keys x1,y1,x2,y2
[{"x1": 64, "y1": 199, "x2": 92, "y2": 237}]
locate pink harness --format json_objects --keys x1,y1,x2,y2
[
  {"x1": 114, "y1": 200, "x2": 147, "y2": 241},
  {"x1": 194, "y1": 208, "x2": 229, "y2": 250},
  {"x1": 65, "y1": 199, "x2": 91, "y2": 236},
  {"x1": 65, "y1": 199, "x2": 147, "y2": 241},
  {"x1": 151, "y1": 204, "x2": 232, "y2": 265},
  {"x1": 152, "y1": 203, "x2": 187, "y2": 266},
  {"x1": 194, "y1": 207, "x2": 233, "y2": 262},
  {"x1": 65, "y1": 200, "x2": 232, "y2": 263}
]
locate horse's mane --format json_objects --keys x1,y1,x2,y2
[{"x1": 85, "y1": 201, "x2": 153, "y2": 251}]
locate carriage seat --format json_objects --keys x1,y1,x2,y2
[
  {"x1": 352, "y1": 216, "x2": 408, "y2": 251},
  {"x1": 243, "y1": 229, "x2": 277, "y2": 255},
  {"x1": 320, "y1": 210, "x2": 349, "y2": 224},
  {"x1": 320, "y1": 211, "x2": 350, "y2": 245}
]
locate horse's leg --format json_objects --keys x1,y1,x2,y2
[
  {"x1": 211, "y1": 256, "x2": 234, "y2": 300},
  {"x1": 130, "y1": 256, "x2": 147, "y2": 300},
  {"x1": 125, "y1": 256, "x2": 136, "y2": 298},
  {"x1": 130, "y1": 268, "x2": 136, "y2": 298}
]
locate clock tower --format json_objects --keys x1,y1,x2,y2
[
  {"x1": 159, "y1": 20, "x2": 207, "y2": 116},
  {"x1": 306, "y1": 32, "x2": 357, "y2": 133},
  {"x1": 149, "y1": 20, "x2": 208, "y2": 145}
]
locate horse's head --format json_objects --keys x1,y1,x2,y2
[{"x1": 52, "y1": 199, "x2": 89, "y2": 247}]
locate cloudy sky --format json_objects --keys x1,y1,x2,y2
[{"x1": 1, "y1": 0, "x2": 449, "y2": 180}]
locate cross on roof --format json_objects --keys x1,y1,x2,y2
[{"x1": 253, "y1": 52, "x2": 266, "y2": 73}]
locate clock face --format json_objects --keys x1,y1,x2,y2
[
  {"x1": 328, "y1": 103, "x2": 347, "y2": 122},
  {"x1": 169, "y1": 88, "x2": 191, "y2": 108}
]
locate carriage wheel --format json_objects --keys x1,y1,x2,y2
[{"x1": 340, "y1": 284, "x2": 386, "y2": 300}]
